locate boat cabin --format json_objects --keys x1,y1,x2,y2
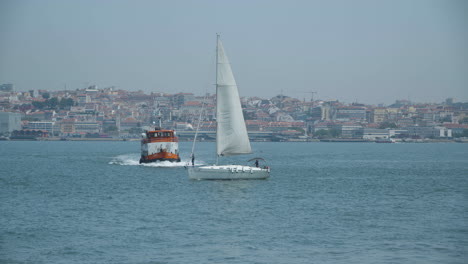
[
  {"x1": 142, "y1": 129, "x2": 178, "y2": 144},
  {"x1": 146, "y1": 130, "x2": 175, "y2": 139}
]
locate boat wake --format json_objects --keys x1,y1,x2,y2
[{"x1": 109, "y1": 154, "x2": 204, "y2": 167}]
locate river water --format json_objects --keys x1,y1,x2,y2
[{"x1": 1, "y1": 141, "x2": 467, "y2": 263}]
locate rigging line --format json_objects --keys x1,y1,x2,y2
[{"x1": 189, "y1": 93, "x2": 209, "y2": 159}]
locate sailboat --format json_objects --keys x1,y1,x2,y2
[{"x1": 188, "y1": 35, "x2": 270, "y2": 180}]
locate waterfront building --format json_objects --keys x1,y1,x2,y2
[
  {"x1": 401, "y1": 125, "x2": 452, "y2": 139},
  {"x1": 0, "y1": 112, "x2": 22, "y2": 135},
  {"x1": 60, "y1": 119, "x2": 76, "y2": 134},
  {"x1": 245, "y1": 120, "x2": 266, "y2": 131},
  {"x1": 313, "y1": 121, "x2": 335, "y2": 132},
  {"x1": 341, "y1": 123, "x2": 363, "y2": 138},
  {"x1": 102, "y1": 119, "x2": 117, "y2": 131},
  {"x1": 436, "y1": 126, "x2": 452, "y2": 138},
  {"x1": 264, "y1": 121, "x2": 305, "y2": 133},
  {"x1": 27, "y1": 121, "x2": 55, "y2": 134},
  {"x1": 389, "y1": 129, "x2": 409, "y2": 138},
  {"x1": 363, "y1": 128, "x2": 390, "y2": 140},
  {"x1": 74, "y1": 121, "x2": 100, "y2": 134},
  {"x1": 443, "y1": 124, "x2": 468, "y2": 136}
]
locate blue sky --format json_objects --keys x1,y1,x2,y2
[{"x1": 1, "y1": 0, "x2": 467, "y2": 104}]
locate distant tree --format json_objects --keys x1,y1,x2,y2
[
  {"x1": 329, "y1": 128, "x2": 342, "y2": 138},
  {"x1": 47, "y1": 97, "x2": 59, "y2": 109},
  {"x1": 104, "y1": 125, "x2": 118, "y2": 133},
  {"x1": 32, "y1": 101, "x2": 45, "y2": 109},
  {"x1": 291, "y1": 127, "x2": 305, "y2": 134},
  {"x1": 19, "y1": 104, "x2": 33, "y2": 112},
  {"x1": 21, "y1": 116, "x2": 40, "y2": 121},
  {"x1": 314, "y1": 129, "x2": 329, "y2": 138},
  {"x1": 379, "y1": 122, "x2": 397, "y2": 129},
  {"x1": 460, "y1": 117, "x2": 468, "y2": 124},
  {"x1": 42, "y1": 92, "x2": 50, "y2": 99},
  {"x1": 453, "y1": 129, "x2": 468, "y2": 138},
  {"x1": 440, "y1": 116, "x2": 452, "y2": 123},
  {"x1": 59, "y1": 98, "x2": 74, "y2": 109},
  {"x1": 463, "y1": 129, "x2": 468, "y2": 137}
]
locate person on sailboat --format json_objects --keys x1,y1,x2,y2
[
  {"x1": 255, "y1": 159, "x2": 259, "y2": 168},
  {"x1": 191, "y1": 154, "x2": 195, "y2": 166}
]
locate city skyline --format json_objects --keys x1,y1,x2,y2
[
  {"x1": 2, "y1": 83, "x2": 464, "y2": 106},
  {"x1": 1, "y1": 0, "x2": 467, "y2": 105},
  {"x1": 2, "y1": 84, "x2": 467, "y2": 142}
]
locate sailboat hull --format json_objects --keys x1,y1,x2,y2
[{"x1": 188, "y1": 165, "x2": 270, "y2": 180}]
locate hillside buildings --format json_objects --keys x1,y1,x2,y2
[{"x1": 0, "y1": 83, "x2": 467, "y2": 141}]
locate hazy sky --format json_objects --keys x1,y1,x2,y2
[{"x1": 1, "y1": 0, "x2": 467, "y2": 104}]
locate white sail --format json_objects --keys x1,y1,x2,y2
[{"x1": 216, "y1": 36, "x2": 252, "y2": 156}]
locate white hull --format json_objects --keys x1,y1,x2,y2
[{"x1": 188, "y1": 165, "x2": 270, "y2": 180}]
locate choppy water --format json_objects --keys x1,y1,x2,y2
[{"x1": 1, "y1": 141, "x2": 467, "y2": 264}]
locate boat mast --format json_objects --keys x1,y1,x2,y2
[
  {"x1": 215, "y1": 33, "x2": 220, "y2": 165},
  {"x1": 158, "y1": 110, "x2": 162, "y2": 129}
]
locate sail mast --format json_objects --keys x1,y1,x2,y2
[{"x1": 215, "y1": 34, "x2": 220, "y2": 164}]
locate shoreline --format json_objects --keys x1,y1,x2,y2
[{"x1": 1, "y1": 137, "x2": 466, "y2": 143}]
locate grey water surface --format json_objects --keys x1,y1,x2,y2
[{"x1": 1, "y1": 141, "x2": 467, "y2": 264}]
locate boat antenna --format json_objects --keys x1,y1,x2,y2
[{"x1": 157, "y1": 109, "x2": 162, "y2": 129}]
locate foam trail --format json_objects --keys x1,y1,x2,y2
[{"x1": 109, "y1": 153, "x2": 205, "y2": 167}]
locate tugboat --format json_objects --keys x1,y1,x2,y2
[{"x1": 139, "y1": 116, "x2": 181, "y2": 164}]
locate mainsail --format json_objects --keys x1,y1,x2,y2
[{"x1": 216, "y1": 36, "x2": 252, "y2": 156}]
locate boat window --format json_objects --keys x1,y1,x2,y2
[{"x1": 154, "y1": 133, "x2": 158, "y2": 137}]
